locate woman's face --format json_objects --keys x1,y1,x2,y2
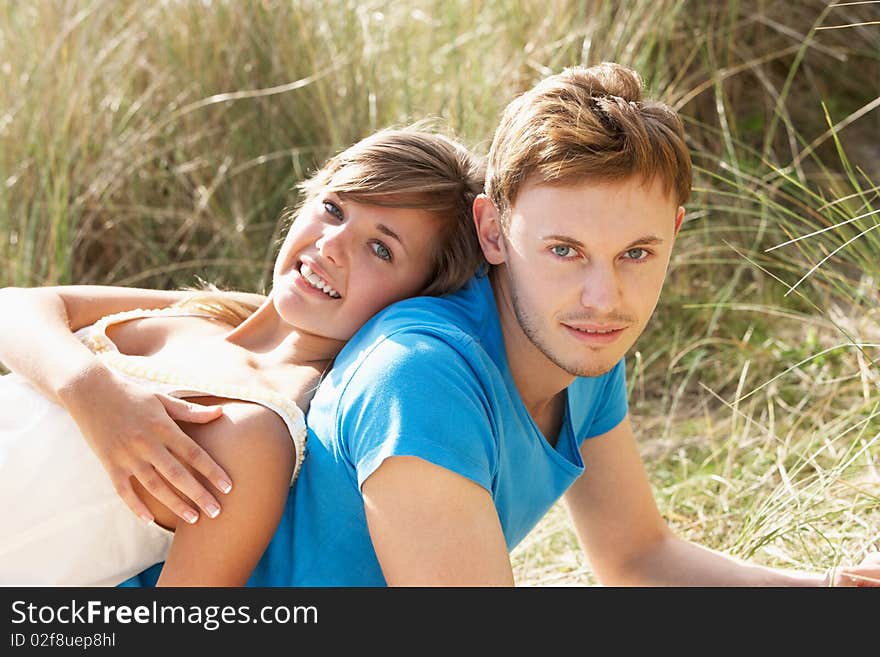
[{"x1": 272, "y1": 193, "x2": 442, "y2": 340}]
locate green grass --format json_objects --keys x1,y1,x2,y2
[{"x1": 2, "y1": 0, "x2": 879, "y2": 584}]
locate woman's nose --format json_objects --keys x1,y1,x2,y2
[{"x1": 315, "y1": 223, "x2": 348, "y2": 265}]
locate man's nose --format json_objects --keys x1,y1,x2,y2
[{"x1": 579, "y1": 263, "x2": 621, "y2": 314}]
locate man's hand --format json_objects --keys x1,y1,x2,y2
[
  {"x1": 58, "y1": 364, "x2": 232, "y2": 525},
  {"x1": 827, "y1": 552, "x2": 880, "y2": 587}
]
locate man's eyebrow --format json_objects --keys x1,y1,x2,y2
[
  {"x1": 377, "y1": 224, "x2": 407, "y2": 253},
  {"x1": 541, "y1": 234, "x2": 666, "y2": 249},
  {"x1": 541, "y1": 234, "x2": 586, "y2": 247},
  {"x1": 625, "y1": 235, "x2": 665, "y2": 248}
]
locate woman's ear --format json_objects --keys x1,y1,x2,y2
[{"x1": 473, "y1": 194, "x2": 507, "y2": 265}]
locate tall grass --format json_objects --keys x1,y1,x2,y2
[
  {"x1": 0, "y1": 0, "x2": 691, "y2": 290},
  {"x1": 2, "y1": 0, "x2": 879, "y2": 584}
]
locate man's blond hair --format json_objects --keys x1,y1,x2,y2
[{"x1": 486, "y1": 62, "x2": 692, "y2": 228}]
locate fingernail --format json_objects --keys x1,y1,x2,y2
[
  {"x1": 218, "y1": 480, "x2": 232, "y2": 494},
  {"x1": 140, "y1": 513, "x2": 154, "y2": 525},
  {"x1": 206, "y1": 503, "x2": 220, "y2": 518},
  {"x1": 184, "y1": 510, "x2": 198, "y2": 524}
]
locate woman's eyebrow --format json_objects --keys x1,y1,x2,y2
[{"x1": 377, "y1": 224, "x2": 407, "y2": 254}]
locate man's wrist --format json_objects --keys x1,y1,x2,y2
[{"x1": 777, "y1": 568, "x2": 829, "y2": 587}]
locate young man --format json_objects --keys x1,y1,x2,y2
[
  {"x1": 127, "y1": 63, "x2": 877, "y2": 586},
  {"x1": 237, "y1": 63, "x2": 875, "y2": 586}
]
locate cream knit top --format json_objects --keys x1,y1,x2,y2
[{"x1": 76, "y1": 307, "x2": 307, "y2": 483}]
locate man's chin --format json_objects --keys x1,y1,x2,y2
[
  {"x1": 558, "y1": 349, "x2": 627, "y2": 378},
  {"x1": 566, "y1": 364, "x2": 618, "y2": 378}
]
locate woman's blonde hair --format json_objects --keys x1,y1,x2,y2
[
  {"x1": 173, "y1": 123, "x2": 486, "y2": 325},
  {"x1": 171, "y1": 280, "x2": 261, "y2": 327}
]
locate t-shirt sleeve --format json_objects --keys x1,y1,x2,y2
[
  {"x1": 579, "y1": 357, "x2": 629, "y2": 440},
  {"x1": 336, "y1": 331, "x2": 497, "y2": 493}
]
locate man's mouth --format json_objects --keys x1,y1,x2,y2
[
  {"x1": 562, "y1": 322, "x2": 628, "y2": 344},
  {"x1": 299, "y1": 262, "x2": 341, "y2": 298},
  {"x1": 569, "y1": 326, "x2": 621, "y2": 335}
]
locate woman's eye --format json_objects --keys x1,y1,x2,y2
[
  {"x1": 323, "y1": 201, "x2": 343, "y2": 221},
  {"x1": 624, "y1": 248, "x2": 649, "y2": 261},
  {"x1": 371, "y1": 241, "x2": 392, "y2": 262},
  {"x1": 550, "y1": 245, "x2": 576, "y2": 258}
]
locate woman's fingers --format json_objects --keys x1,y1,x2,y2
[
  {"x1": 160, "y1": 396, "x2": 233, "y2": 496},
  {"x1": 139, "y1": 439, "x2": 228, "y2": 523},
  {"x1": 109, "y1": 470, "x2": 156, "y2": 525},
  {"x1": 64, "y1": 371, "x2": 234, "y2": 524},
  {"x1": 132, "y1": 460, "x2": 203, "y2": 525},
  {"x1": 162, "y1": 396, "x2": 224, "y2": 424}
]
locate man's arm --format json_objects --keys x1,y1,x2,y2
[
  {"x1": 337, "y1": 328, "x2": 513, "y2": 586},
  {"x1": 363, "y1": 456, "x2": 514, "y2": 586},
  {"x1": 564, "y1": 415, "x2": 825, "y2": 586}
]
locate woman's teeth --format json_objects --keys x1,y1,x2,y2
[{"x1": 300, "y1": 263, "x2": 341, "y2": 298}]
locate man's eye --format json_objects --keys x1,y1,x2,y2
[
  {"x1": 323, "y1": 201, "x2": 343, "y2": 221},
  {"x1": 624, "y1": 248, "x2": 649, "y2": 261},
  {"x1": 371, "y1": 241, "x2": 392, "y2": 262},
  {"x1": 551, "y1": 245, "x2": 576, "y2": 258}
]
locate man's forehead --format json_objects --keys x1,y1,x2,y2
[
  {"x1": 513, "y1": 173, "x2": 676, "y2": 203},
  {"x1": 508, "y1": 177, "x2": 678, "y2": 234}
]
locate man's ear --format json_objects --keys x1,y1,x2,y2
[
  {"x1": 674, "y1": 206, "x2": 685, "y2": 236},
  {"x1": 473, "y1": 194, "x2": 507, "y2": 265}
]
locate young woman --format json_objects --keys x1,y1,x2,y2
[{"x1": 0, "y1": 124, "x2": 485, "y2": 586}]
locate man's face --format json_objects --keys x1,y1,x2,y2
[{"x1": 484, "y1": 176, "x2": 683, "y2": 379}]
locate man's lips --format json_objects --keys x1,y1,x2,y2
[{"x1": 561, "y1": 322, "x2": 627, "y2": 344}]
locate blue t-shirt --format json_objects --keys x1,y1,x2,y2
[{"x1": 122, "y1": 274, "x2": 627, "y2": 587}]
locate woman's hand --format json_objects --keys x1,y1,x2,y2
[
  {"x1": 826, "y1": 552, "x2": 880, "y2": 587},
  {"x1": 58, "y1": 364, "x2": 232, "y2": 525}
]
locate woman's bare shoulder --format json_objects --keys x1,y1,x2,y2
[{"x1": 181, "y1": 397, "x2": 295, "y2": 464}]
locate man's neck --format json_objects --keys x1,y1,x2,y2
[{"x1": 490, "y1": 269, "x2": 574, "y2": 441}]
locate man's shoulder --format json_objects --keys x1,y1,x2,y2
[
  {"x1": 338, "y1": 310, "x2": 481, "y2": 387},
  {"x1": 342, "y1": 275, "x2": 493, "y2": 362},
  {"x1": 363, "y1": 298, "x2": 473, "y2": 345},
  {"x1": 376, "y1": 275, "x2": 489, "y2": 328}
]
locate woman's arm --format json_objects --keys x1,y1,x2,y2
[
  {"x1": 0, "y1": 285, "x2": 265, "y2": 524},
  {"x1": 0, "y1": 285, "x2": 264, "y2": 402},
  {"x1": 1, "y1": 285, "x2": 186, "y2": 403}
]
